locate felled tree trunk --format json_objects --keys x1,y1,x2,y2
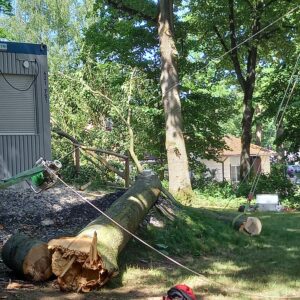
[
  {"x1": 1, "y1": 233, "x2": 52, "y2": 281},
  {"x1": 48, "y1": 171, "x2": 162, "y2": 292}
]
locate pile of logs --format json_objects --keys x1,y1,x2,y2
[{"x1": 1, "y1": 171, "x2": 262, "y2": 293}]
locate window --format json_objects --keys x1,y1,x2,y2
[
  {"x1": 0, "y1": 74, "x2": 36, "y2": 134},
  {"x1": 230, "y1": 165, "x2": 240, "y2": 182}
]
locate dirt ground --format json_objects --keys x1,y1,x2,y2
[{"x1": 0, "y1": 185, "x2": 153, "y2": 299}]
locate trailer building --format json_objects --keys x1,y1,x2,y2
[{"x1": 0, "y1": 41, "x2": 51, "y2": 179}]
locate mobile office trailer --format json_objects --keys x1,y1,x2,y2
[{"x1": 0, "y1": 41, "x2": 51, "y2": 179}]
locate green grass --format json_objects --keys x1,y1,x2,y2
[{"x1": 101, "y1": 196, "x2": 300, "y2": 299}]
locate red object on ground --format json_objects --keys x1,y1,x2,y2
[
  {"x1": 247, "y1": 193, "x2": 254, "y2": 201},
  {"x1": 164, "y1": 284, "x2": 197, "y2": 300}
]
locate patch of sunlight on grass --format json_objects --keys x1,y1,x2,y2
[
  {"x1": 286, "y1": 246, "x2": 299, "y2": 251},
  {"x1": 259, "y1": 214, "x2": 272, "y2": 218},
  {"x1": 122, "y1": 266, "x2": 163, "y2": 282},
  {"x1": 209, "y1": 260, "x2": 245, "y2": 274},
  {"x1": 286, "y1": 228, "x2": 300, "y2": 232}
]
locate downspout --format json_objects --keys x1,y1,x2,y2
[{"x1": 221, "y1": 157, "x2": 228, "y2": 181}]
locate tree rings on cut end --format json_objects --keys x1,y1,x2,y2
[{"x1": 243, "y1": 217, "x2": 262, "y2": 236}]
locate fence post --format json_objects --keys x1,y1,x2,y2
[
  {"x1": 74, "y1": 144, "x2": 80, "y2": 175},
  {"x1": 124, "y1": 157, "x2": 130, "y2": 188}
]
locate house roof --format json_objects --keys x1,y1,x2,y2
[{"x1": 222, "y1": 136, "x2": 274, "y2": 157}]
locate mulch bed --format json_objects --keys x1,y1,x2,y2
[{"x1": 0, "y1": 184, "x2": 125, "y2": 285}]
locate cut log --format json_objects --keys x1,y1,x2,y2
[
  {"x1": 48, "y1": 171, "x2": 162, "y2": 292},
  {"x1": 240, "y1": 216, "x2": 262, "y2": 236},
  {"x1": 211, "y1": 211, "x2": 262, "y2": 236},
  {"x1": 1, "y1": 233, "x2": 52, "y2": 281}
]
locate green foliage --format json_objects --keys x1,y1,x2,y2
[
  {"x1": 0, "y1": 0, "x2": 11, "y2": 15},
  {"x1": 181, "y1": 0, "x2": 299, "y2": 158},
  {"x1": 86, "y1": 0, "x2": 158, "y2": 71},
  {"x1": 258, "y1": 58, "x2": 300, "y2": 152},
  {"x1": 182, "y1": 92, "x2": 233, "y2": 160},
  {"x1": 2, "y1": 0, "x2": 299, "y2": 190},
  {"x1": 281, "y1": 187, "x2": 300, "y2": 209},
  {"x1": 0, "y1": 0, "x2": 11, "y2": 38},
  {"x1": 189, "y1": 159, "x2": 215, "y2": 189},
  {"x1": 237, "y1": 163, "x2": 298, "y2": 201},
  {"x1": 50, "y1": 62, "x2": 163, "y2": 162}
]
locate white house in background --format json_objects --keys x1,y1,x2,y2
[{"x1": 200, "y1": 136, "x2": 275, "y2": 182}]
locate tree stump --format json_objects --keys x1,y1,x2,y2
[
  {"x1": 215, "y1": 212, "x2": 262, "y2": 235},
  {"x1": 1, "y1": 233, "x2": 52, "y2": 281},
  {"x1": 48, "y1": 171, "x2": 162, "y2": 292}
]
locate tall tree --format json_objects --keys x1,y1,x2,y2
[
  {"x1": 158, "y1": 0, "x2": 192, "y2": 195},
  {"x1": 185, "y1": 0, "x2": 299, "y2": 180},
  {"x1": 90, "y1": 0, "x2": 192, "y2": 196}
]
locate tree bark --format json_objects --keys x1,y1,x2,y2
[
  {"x1": 158, "y1": 0, "x2": 192, "y2": 197},
  {"x1": 2, "y1": 233, "x2": 53, "y2": 281},
  {"x1": 215, "y1": 0, "x2": 263, "y2": 181},
  {"x1": 240, "y1": 49, "x2": 258, "y2": 179},
  {"x1": 48, "y1": 171, "x2": 162, "y2": 292},
  {"x1": 255, "y1": 105, "x2": 262, "y2": 146},
  {"x1": 240, "y1": 91, "x2": 255, "y2": 180}
]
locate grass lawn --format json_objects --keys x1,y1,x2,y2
[{"x1": 100, "y1": 197, "x2": 300, "y2": 300}]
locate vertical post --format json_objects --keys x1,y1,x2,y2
[
  {"x1": 74, "y1": 144, "x2": 80, "y2": 175},
  {"x1": 222, "y1": 161, "x2": 225, "y2": 182},
  {"x1": 124, "y1": 157, "x2": 130, "y2": 188}
]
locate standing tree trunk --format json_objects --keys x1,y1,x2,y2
[
  {"x1": 240, "y1": 12, "x2": 259, "y2": 180},
  {"x1": 255, "y1": 105, "x2": 262, "y2": 146},
  {"x1": 158, "y1": 0, "x2": 192, "y2": 197},
  {"x1": 240, "y1": 85, "x2": 255, "y2": 180},
  {"x1": 214, "y1": 0, "x2": 262, "y2": 181}
]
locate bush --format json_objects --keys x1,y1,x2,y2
[
  {"x1": 236, "y1": 163, "x2": 298, "y2": 201},
  {"x1": 189, "y1": 159, "x2": 217, "y2": 189},
  {"x1": 201, "y1": 181, "x2": 236, "y2": 199}
]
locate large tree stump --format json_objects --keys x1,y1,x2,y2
[
  {"x1": 48, "y1": 171, "x2": 162, "y2": 292},
  {"x1": 1, "y1": 233, "x2": 52, "y2": 281}
]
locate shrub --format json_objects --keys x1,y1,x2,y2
[
  {"x1": 189, "y1": 159, "x2": 217, "y2": 189},
  {"x1": 236, "y1": 163, "x2": 297, "y2": 200}
]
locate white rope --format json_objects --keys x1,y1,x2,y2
[
  {"x1": 55, "y1": 146, "x2": 80, "y2": 162},
  {"x1": 214, "y1": 5, "x2": 300, "y2": 65},
  {"x1": 275, "y1": 54, "x2": 300, "y2": 131},
  {"x1": 276, "y1": 75, "x2": 299, "y2": 131}
]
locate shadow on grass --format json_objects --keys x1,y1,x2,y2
[{"x1": 112, "y1": 206, "x2": 300, "y2": 298}]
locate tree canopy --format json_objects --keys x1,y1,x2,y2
[{"x1": 0, "y1": 0, "x2": 299, "y2": 190}]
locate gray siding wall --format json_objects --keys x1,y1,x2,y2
[{"x1": 0, "y1": 51, "x2": 51, "y2": 179}]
